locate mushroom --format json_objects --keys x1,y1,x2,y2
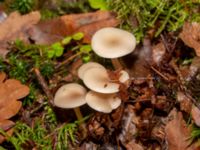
[
  {"x1": 78, "y1": 62, "x2": 104, "y2": 79},
  {"x1": 82, "y1": 67, "x2": 120, "y2": 93},
  {"x1": 85, "y1": 91, "x2": 121, "y2": 113},
  {"x1": 91, "y1": 27, "x2": 136, "y2": 69},
  {"x1": 54, "y1": 83, "x2": 87, "y2": 120},
  {"x1": 119, "y1": 70, "x2": 130, "y2": 83}
]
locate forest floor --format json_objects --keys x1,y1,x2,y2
[{"x1": 0, "y1": 0, "x2": 200, "y2": 150}]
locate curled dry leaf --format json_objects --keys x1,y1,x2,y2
[
  {"x1": 0, "y1": 11, "x2": 40, "y2": 57},
  {"x1": 165, "y1": 110, "x2": 195, "y2": 150},
  {"x1": 29, "y1": 11, "x2": 119, "y2": 44},
  {"x1": 179, "y1": 22, "x2": 200, "y2": 57}
]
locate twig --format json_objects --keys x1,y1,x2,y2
[
  {"x1": 151, "y1": 66, "x2": 169, "y2": 81},
  {"x1": 170, "y1": 59, "x2": 200, "y2": 110},
  {"x1": 33, "y1": 68, "x2": 54, "y2": 106},
  {"x1": 55, "y1": 52, "x2": 82, "y2": 69}
]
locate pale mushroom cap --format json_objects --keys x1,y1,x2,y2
[
  {"x1": 78, "y1": 62, "x2": 105, "y2": 79},
  {"x1": 86, "y1": 91, "x2": 121, "y2": 113},
  {"x1": 83, "y1": 67, "x2": 120, "y2": 93},
  {"x1": 119, "y1": 70, "x2": 130, "y2": 83},
  {"x1": 54, "y1": 83, "x2": 87, "y2": 108},
  {"x1": 91, "y1": 27, "x2": 136, "y2": 58}
]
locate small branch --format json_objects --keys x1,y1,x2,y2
[
  {"x1": 170, "y1": 59, "x2": 200, "y2": 110},
  {"x1": 151, "y1": 66, "x2": 169, "y2": 81},
  {"x1": 34, "y1": 68, "x2": 54, "y2": 106},
  {"x1": 55, "y1": 52, "x2": 82, "y2": 69}
]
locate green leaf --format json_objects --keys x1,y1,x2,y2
[
  {"x1": 80, "y1": 45, "x2": 92, "y2": 53},
  {"x1": 61, "y1": 36, "x2": 72, "y2": 45},
  {"x1": 47, "y1": 50, "x2": 55, "y2": 58},
  {"x1": 82, "y1": 55, "x2": 91, "y2": 63},
  {"x1": 51, "y1": 42, "x2": 64, "y2": 57},
  {"x1": 72, "y1": 32, "x2": 84, "y2": 41},
  {"x1": 88, "y1": 0, "x2": 108, "y2": 10}
]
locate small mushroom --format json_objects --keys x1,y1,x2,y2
[
  {"x1": 119, "y1": 70, "x2": 130, "y2": 83},
  {"x1": 78, "y1": 62, "x2": 104, "y2": 79},
  {"x1": 91, "y1": 27, "x2": 136, "y2": 59},
  {"x1": 85, "y1": 91, "x2": 121, "y2": 113},
  {"x1": 54, "y1": 83, "x2": 87, "y2": 108},
  {"x1": 83, "y1": 67, "x2": 120, "y2": 93}
]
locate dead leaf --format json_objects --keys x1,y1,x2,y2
[
  {"x1": 191, "y1": 105, "x2": 200, "y2": 127},
  {"x1": 123, "y1": 38, "x2": 152, "y2": 79},
  {"x1": 5, "y1": 79, "x2": 30, "y2": 99},
  {"x1": 0, "y1": 128, "x2": 13, "y2": 144},
  {"x1": 165, "y1": 110, "x2": 195, "y2": 150},
  {"x1": 29, "y1": 11, "x2": 119, "y2": 44},
  {"x1": 125, "y1": 141, "x2": 144, "y2": 150},
  {"x1": 0, "y1": 120, "x2": 15, "y2": 131},
  {"x1": 152, "y1": 42, "x2": 166, "y2": 65},
  {"x1": 179, "y1": 22, "x2": 200, "y2": 57},
  {"x1": 177, "y1": 91, "x2": 192, "y2": 113},
  {"x1": 0, "y1": 100, "x2": 22, "y2": 121},
  {"x1": 0, "y1": 11, "x2": 40, "y2": 57},
  {"x1": 0, "y1": 72, "x2": 6, "y2": 83}
]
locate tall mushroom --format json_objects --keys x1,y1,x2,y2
[
  {"x1": 54, "y1": 83, "x2": 87, "y2": 120},
  {"x1": 91, "y1": 27, "x2": 136, "y2": 69}
]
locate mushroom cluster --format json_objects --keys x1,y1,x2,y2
[
  {"x1": 54, "y1": 62, "x2": 130, "y2": 113},
  {"x1": 54, "y1": 27, "x2": 136, "y2": 113}
]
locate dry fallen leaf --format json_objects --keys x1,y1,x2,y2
[
  {"x1": 0, "y1": 73, "x2": 30, "y2": 143},
  {"x1": 152, "y1": 42, "x2": 166, "y2": 65},
  {"x1": 165, "y1": 110, "x2": 195, "y2": 150},
  {"x1": 177, "y1": 91, "x2": 192, "y2": 113},
  {"x1": 29, "y1": 11, "x2": 119, "y2": 44},
  {"x1": 179, "y1": 22, "x2": 200, "y2": 57},
  {"x1": 0, "y1": 11, "x2": 40, "y2": 57},
  {"x1": 191, "y1": 105, "x2": 200, "y2": 127}
]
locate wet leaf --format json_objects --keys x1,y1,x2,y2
[{"x1": 180, "y1": 22, "x2": 200, "y2": 57}]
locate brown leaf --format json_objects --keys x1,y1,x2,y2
[
  {"x1": 152, "y1": 42, "x2": 166, "y2": 65},
  {"x1": 0, "y1": 120, "x2": 15, "y2": 131},
  {"x1": 29, "y1": 11, "x2": 119, "y2": 44},
  {"x1": 165, "y1": 110, "x2": 195, "y2": 150},
  {"x1": 0, "y1": 128, "x2": 13, "y2": 144},
  {"x1": 179, "y1": 22, "x2": 200, "y2": 57},
  {"x1": 125, "y1": 141, "x2": 144, "y2": 150},
  {"x1": 0, "y1": 100, "x2": 22, "y2": 121},
  {"x1": 0, "y1": 72, "x2": 6, "y2": 83},
  {"x1": 5, "y1": 79, "x2": 30, "y2": 99},
  {"x1": 191, "y1": 105, "x2": 200, "y2": 127},
  {"x1": 0, "y1": 11, "x2": 40, "y2": 57},
  {"x1": 0, "y1": 120, "x2": 14, "y2": 144},
  {"x1": 177, "y1": 91, "x2": 192, "y2": 113}
]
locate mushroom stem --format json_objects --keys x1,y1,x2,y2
[
  {"x1": 111, "y1": 58, "x2": 123, "y2": 70},
  {"x1": 73, "y1": 107, "x2": 83, "y2": 121},
  {"x1": 73, "y1": 107, "x2": 87, "y2": 138}
]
